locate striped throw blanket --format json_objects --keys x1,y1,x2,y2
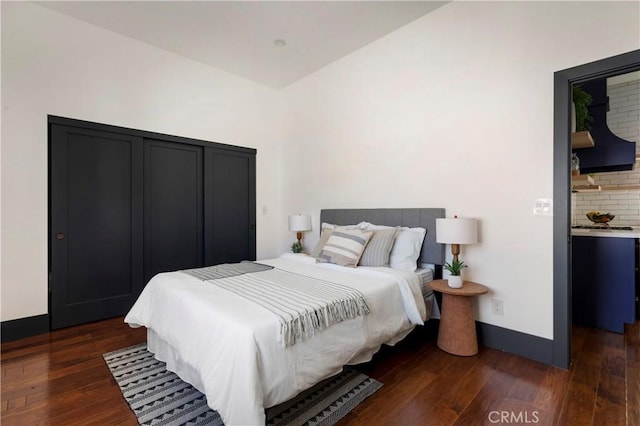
[
  {"x1": 182, "y1": 263, "x2": 370, "y2": 347},
  {"x1": 182, "y1": 261, "x2": 274, "y2": 280}
]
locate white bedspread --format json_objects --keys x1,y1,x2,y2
[{"x1": 124, "y1": 253, "x2": 426, "y2": 425}]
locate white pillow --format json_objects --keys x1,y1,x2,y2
[
  {"x1": 361, "y1": 222, "x2": 395, "y2": 231},
  {"x1": 389, "y1": 227, "x2": 426, "y2": 272},
  {"x1": 321, "y1": 222, "x2": 367, "y2": 230}
]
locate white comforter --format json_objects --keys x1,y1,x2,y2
[{"x1": 124, "y1": 253, "x2": 426, "y2": 425}]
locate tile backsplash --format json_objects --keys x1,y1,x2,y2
[
  {"x1": 573, "y1": 191, "x2": 640, "y2": 226},
  {"x1": 572, "y1": 77, "x2": 640, "y2": 227}
]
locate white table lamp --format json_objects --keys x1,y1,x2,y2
[
  {"x1": 288, "y1": 214, "x2": 312, "y2": 246},
  {"x1": 436, "y1": 216, "x2": 478, "y2": 263}
]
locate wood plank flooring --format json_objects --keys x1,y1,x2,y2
[{"x1": 1, "y1": 317, "x2": 638, "y2": 425}]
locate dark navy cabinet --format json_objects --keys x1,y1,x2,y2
[{"x1": 572, "y1": 236, "x2": 637, "y2": 333}]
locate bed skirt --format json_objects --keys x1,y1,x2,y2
[{"x1": 145, "y1": 291, "x2": 438, "y2": 413}]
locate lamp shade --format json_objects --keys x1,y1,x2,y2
[
  {"x1": 288, "y1": 214, "x2": 312, "y2": 232},
  {"x1": 436, "y1": 217, "x2": 477, "y2": 244}
]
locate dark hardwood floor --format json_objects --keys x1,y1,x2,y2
[{"x1": 1, "y1": 317, "x2": 638, "y2": 425}]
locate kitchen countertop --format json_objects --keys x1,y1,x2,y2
[{"x1": 571, "y1": 227, "x2": 640, "y2": 238}]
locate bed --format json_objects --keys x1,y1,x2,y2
[{"x1": 124, "y1": 208, "x2": 445, "y2": 425}]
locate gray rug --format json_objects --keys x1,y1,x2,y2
[{"x1": 103, "y1": 343, "x2": 382, "y2": 426}]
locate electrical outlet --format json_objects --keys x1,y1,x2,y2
[{"x1": 492, "y1": 298, "x2": 504, "y2": 316}]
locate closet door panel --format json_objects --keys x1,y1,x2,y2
[
  {"x1": 50, "y1": 125, "x2": 143, "y2": 329},
  {"x1": 144, "y1": 140, "x2": 203, "y2": 282},
  {"x1": 205, "y1": 148, "x2": 256, "y2": 265},
  {"x1": 49, "y1": 116, "x2": 256, "y2": 330}
]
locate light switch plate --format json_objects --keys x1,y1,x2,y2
[{"x1": 533, "y1": 198, "x2": 553, "y2": 216}]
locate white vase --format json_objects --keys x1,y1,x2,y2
[{"x1": 448, "y1": 275, "x2": 463, "y2": 288}]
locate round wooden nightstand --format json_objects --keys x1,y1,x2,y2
[{"x1": 429, "y1": 279, "x2": 489, "y2": 356}]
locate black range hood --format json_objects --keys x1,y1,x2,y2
[{"x1": 573, "y1": 78, "x2": 636, "y2": 174}]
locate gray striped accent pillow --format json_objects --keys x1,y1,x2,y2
[
  {"x1": 359, "y1": 227, "x2": 400, "y2": 267},
  {"x1": 310, "y1": 228, "x2": 333, "y2": 258},
  {"x1": 317, "y1": 229, "x2": 373, "y2": 267},
  {"x1": 311, "y1": 223, "x2": 367, "y2": 258}
]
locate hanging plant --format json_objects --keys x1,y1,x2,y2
[{"x1": 572, "y1": 85, "x2": 593, "y2": 131}]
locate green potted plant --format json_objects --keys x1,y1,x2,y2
[
  {"x1": 291, "y1": 241, "x2": 303, "y2": 254},
  {"x1": 572, "y1": 85, "x2": 593, "y2": 132},
  {"x1": 444, "y1": 258, "x2": 466, "y2": 288}
]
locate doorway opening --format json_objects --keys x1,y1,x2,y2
[{"x1": 552, "y1": 50, "x2": 640, "y2": 369}]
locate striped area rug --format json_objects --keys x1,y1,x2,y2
[{"x1": 103, "y1": 343, "x2": 382, "y2": 426}]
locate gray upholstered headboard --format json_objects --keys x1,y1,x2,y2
[{"x1": 320, "y1": 208, "x2": 446, "y2": 267}]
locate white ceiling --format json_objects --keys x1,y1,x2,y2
[{"x1": 36, "y1": 1, "x2": 448, "y2": 89}]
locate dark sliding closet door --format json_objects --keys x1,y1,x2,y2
[
  {"x1": 144, "y1": 140, "x2": 204, "y2": 282},
  {"x1": 49, "y1": 116, "x2": 256, "y2": 330},
  {"x1": 205, "y1": 148, "x2": 256, "y2": 264},
  {"x1": 50, "y1": 125, "x2": 144, "y2": 329}
]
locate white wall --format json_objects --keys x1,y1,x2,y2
[
  {"x1": 1, "y1": 2, "x2": 285, "y2": 321},
  {"x1": 281, "y1": 1, "x2": 640, "y2": 339}
]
